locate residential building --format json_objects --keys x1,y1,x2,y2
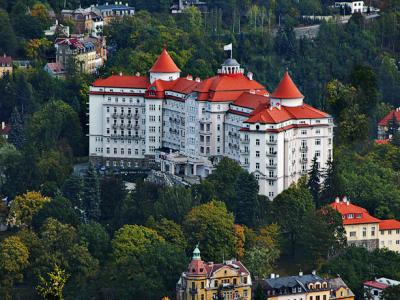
[
  {"x1": 176, "y1": 246, "x2": 252, "y2": 300},
  {"x1": 377, "y1": 107, "x2": 400, "y2": 140},
  {"x1": 55, "y1": 36, "x2": 106, "y2": 74},
  {"x1": 44, "y1": 20, "x2": 70, "y2": 37},
  {"x1": 0, "y1": 55, "x2": 12, "y2": 78},
  {"x1": 262, "y1": 272, "x2": 331, "y2": 300},
  {"x1": 363, "y1": 278, "x2": 400, "y2": 300},
  {"x1": 334, "y1": 1, "x2": 366, "y2": 13},
  {"x1": 88, "y1": 48, "x2": 333, "y2": 198},
  {"x1": 44, "y1": 62, "x2": 66, "y2": 79},
  {"x1": 331, "y1": 197, "x2": 400, "y2": 252},
  {"x1": 0, "y1": 122, "x2": 10, "y2": 140},
  {"x1": 328, "y1": 277, "x2": 355, "y2": 300},
  {"x1": 171, "y1": 0, "x2": 207, "y2": 14},
  {"x1": 93, "y1": 2, "x2": 135, "y2": 24}
]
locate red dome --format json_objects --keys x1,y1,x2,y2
[
  {"x1": 150, "y1": 49, "x2": 181, "y2": 73},
  {"x1": 271, "y1": 71, "x2": 304, "y2": 99}
]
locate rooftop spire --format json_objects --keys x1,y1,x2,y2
[
  {"x1": 271, "y1": 70, "x2": 304, "y2": 99},
  {"x1": 192, "y1": 244, "x2": 201, "y2": 260},
  {"x1": 149, "y1": 48, "x2": 181, "y2": 73}
]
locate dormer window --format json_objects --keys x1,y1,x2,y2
[{"x1": 348, "y1": 214, "x2": 354, "y2": 219}]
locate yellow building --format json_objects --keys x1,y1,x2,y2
[
  {"x1": 328, "y1": 277, "x2": 355, "y2": 300},
  {"x1": 177, "y1": 246, "x2": 252, "y2": 300},
  {"x1": 0, "y1": 55, "x2": 12, "y2": 78}
]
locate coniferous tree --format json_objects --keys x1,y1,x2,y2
[
  {"x1": 392, "y1": 131, "x2": 400, "y2": 147},
  {"x1": 81, "y1": 165, "x2": 101, "y2": 222},
  {"x1": 320, "y1": 159, "x2": 340, "y2": 206},
  {"x1": 8, "y1": 107, "x2": 24, "y2": 150},
  {"x1": 307, "y1": 155, "x2": 321, "y2": 206},
  {"x1": 234, "y1": 171, "x2": 259, "y2": 227}
]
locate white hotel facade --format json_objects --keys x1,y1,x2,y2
[{"x1": 89, "y1": 49, "x2": 333, "y2": 199}]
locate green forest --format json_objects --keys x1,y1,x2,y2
[{"x1": 1, "y1": 0, "x2": 400, "y2": 299}]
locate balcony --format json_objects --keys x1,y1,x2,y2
[
  {"x1": 120, "y1": 113, "x2": 125, "y2": 118},
  {"x1": 266, "y1": 163, "x2": 277, "y2": 168},
  {"x1": 300, "y1": 158, "x2": 308, "y2": 164},
  {"x1": 267, "y1": 140, "x2": 277, "y2": 145},
  {"x1": 112, "y1": 113, "x2": 118, "y2": 118},
  {"x1": 189, "y1": 288, "x2": 197, "y2": 295},
  {"x1": 134, "y1": 125, "x2": 140, "y2": 130},
  {"x1": 127, "y1": 124, "x2": 132, "y2": 129},
  {"x1": 119, "y1": 124, "x2": 124, "y2": 129},
  {"x1": 266, "y1": 151, "x2": 277, "y2": 157},
  {"x1": 134, "y1": 114, "x2": 140, "y2": 120},
  {"x1": 240, "y1": 150, "x2": 249, "y2": 155},
  {"x1": 240, "y1": 139, "x2": 250, "y2": 144},
  {"x1": 267, "y1": 175, "x2": 278, "y2": 180},
  {"x1": 112, "y1": 124, "x2": 117, "y2": 129},
  {"x1": 127, "y1": 113, "x2": 132, "y2": 119},
  {"x1": 300, "y1": 146, "x2": 308, "y2": 152}
]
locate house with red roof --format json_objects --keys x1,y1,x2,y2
[
  {"x1": 363, "y1": 277, "x2": 400, "y2": 300},
  {"x1": 330, "y1": 197, "x2": 400, "y2": 252},
  {"x1": 176, "y1": 246, "x2": 252, "y2": 300},
  {"x1": 89, "y1": 47, "x2": 333, "y2": 198},
  {"x1": 0, "y1": 54, "x2": 13, "y2": 78},
  {"x1": 377, "y1": 107, "x2": 400, "y2": 140}
]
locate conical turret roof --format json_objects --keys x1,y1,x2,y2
[
  {"x1": 149, "y1": 48, "x2": 181, "y2": 73},
  {"x1": 271, "y1": 71, "x2": 304, "y2": 99}
]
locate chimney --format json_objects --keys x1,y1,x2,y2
[
  {"x1": 335, "y1": 196, "x2": 340, "y2": 203},
  {"x1": 250, "y1": 89, "x2": 255, "y2": 94},
  {"x1": 270, "y1": 273, "x2": 275, "y2": 279},
  {"x1": 276, "y1": 274, "x2": 279, "y2": 278},
  {"x1": 119, "y1": 72, "x2": 123, "y2": 76},
  {"x1": 247, "y1": 71, "x2": 253, "y2": 80},
  {"x1": 343, "y1": 196, "x2": 348, "y2": 203},
  {"x1": 1, "y1": 122, "x2": 5, "y2": 130},
  {"x1": 135, "y1": 72, "x2": 140, "y2": 76},
  {"x1": 186, "y1": 74, "x2": 193, "y2": 81},
  {"x1": 208, "y1": 262, "x2": 214, "y2": 267},
  {"x1": 195, "y1": 77, "x2": 201, "y2": 82},
  {"x1": 299, "y1": 271, "x2": 303, "y2": 276}
]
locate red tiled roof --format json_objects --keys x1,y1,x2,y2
[
  {"x1": 0, "y1": 55, "x2": 12, "y2": 65},
  {"x1": 167, "y1": 77, "x2": 199, "y2": 94},
  {"x1": 195, "y1": 74, "x2": 266, "y2": 102},
  {"x1": 378, "y1": 109, "x2": 400, "y2": 126},
  {"x1": 379, "y1": 219, "x2": 400, "y2": 230},
  {"x1": 149, "y1": 49, "x2": 181, "y2": 73},
  {"x1": 375, "y1": 139, "x2": 390, "y2": 145},
  {"x1": 330, "y1": 201, "x2": 381, "y2": 225},
  {"x1": 245, "y1": 104, "x2": 328, "y2": 124},
  {"x1": 271, "y1": 71, "x2": 304, "y2": 99},
  {"x1": 92, "y1": 75, "x2": 150, "y2": 89},
  {"x1": 232, "y1": 92, "x2": 270, "y2": 109},
  {"x1": 363, "y1": 281, "x2": 388, "y2": 290},
  {"x1": 204, "y1": 261, "x2": 250, "y2": 278},
  {"x1": 46, "y1": 62, "x2": 65, "y2": 74}
]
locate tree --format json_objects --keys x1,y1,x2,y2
[
  {"x1": 272, "y1": 181, "x2": 314, "y2": 259},
  {"x1": 183, "y1": 200, "x2": 235, "y2": 262},
  {"x1": 100, "y1": 176, "x2": 126, "y2": 223},
  {"x1": 307, "y1": 155, "x2": 321, "y2": 206},
  {"x1": 62, "y1": 175, "x2": 83, "y2": 208},
  {"x1": 78, "y1": 222, "x2": 110, "y2": 261},
  {"x1": 383, "y1": 284, "x2": 400, "y2": 300},
  {"x1": 320, "y1": 158, "x2": 339, "y2": 205},
  {"x1": 82, "y1": 165, "x2": 101, "y2": 221},
  {"x1": 234, "y1": 171, "x2": 259, "y2": 226},
  {"x1": 0, "y1": 236, "x2": 29, "y2": 298},
  {"x1": 8, "y1": 107, "x2": 25, "y2": 150},
  {"x1": 36, "y1": 265, "x2": 69, "y2": 300},
  {"x1": 0, "y1": 9, "x2": 17, "y2": 55},
  {"x1": 111, "y1": 224, "x2": 164, "y2": 263},
  {"x1": 151, "y1": 218, "x2": 187, "y2": 250},
  {"x1": 7, "y1": 191, "x2": 51, "y2": 228},
  {"x1": 234, "y1": 224, "x2": 245, "y2": 260},
  {"x1": 32, "y1": 196, "x2": 80, "y2": 230},
  {"x1": 392, "y1": 131, "x2": 400, "y2": 147}
]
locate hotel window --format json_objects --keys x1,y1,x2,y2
[
  {"x1": 269, "y1": 192, "x2": 274, "y2": 197},
  {"x1": 397, "y1": 230, "x2": 400, "y2": 234},
  {"x1": 371, "y1": 226, "x2": 375, "y2": 236},
  {"x1": 106, "y1": 147, "x2": 110, "y2": 154},
  {"x1": 315, "y1": 139, "x2": 321, "y2": 145},
  {"x1": 121, "y1": 148, "x2": 124, "y2": 155},
  {"x1": 214, "y1": 280, "x2": 218, "y2": 287},
  {"x1": 269, "y1": 180, "x2": 274, "y2": 186},
  {"x1": 350, "y1": 231, "x2": 356, "y2": 237},
  {"x1": 256, "y1": 151, "x2": 260, "y2": 157},
  {"x1": 217, "y1": 124, "x2": 221, "y2": 131},
  {"x1": 255, "y1": 174, "x2": 260, "y2": 180},
  {"x1": 113, "y1": 148, "x2": 117, "y2": 154},
  {"x1": 316, "y1": 129, "x2": 321, "y2": 134},
  {"x1": 301, "y1": 130, "x2": 307, "y2": 135},
  {"x1": 363, "y1": 227, "x2": 367, "y2": 237},
  {"x1": 269, "y1": 135, "x2": 275, "y2": 142},
  {"x1": 269, "y1": 159, "x2": 274, "y2": 166},
  {"x1": 128, "y1": 149, "x2": 131, "y2": 155},
  {"x1": 217, "y1": 147, "x2": 220, "y2": 153},
  {"x1": 256, "y1": 163, "x2": 260, "y2": 169},
  {"x1": 106, "y1": 106, "x2": 110, "y2": 112},
  {"x1": 256, "y1": 139, "x2": 260, "y2": 145},
  {"x1": 389, "y1": 230, "x2": 392, "y2": 235},
  {"x1": 269, "y1": 170, "x2": 274, "y2": 178},
  {"x1": 348, "y1": 214, "x2": 354, "y2": 219},
  {"x1": 315, "y1": 150, "x2": 321, "y2": 157}
]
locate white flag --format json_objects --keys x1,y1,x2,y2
[{"x1": 223, "y1": 43, "x2": 232, "y2": 51}]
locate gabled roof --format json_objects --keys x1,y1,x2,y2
[
  {"x1": 245, "y1": 104, "x2": 328, "y2": 124},
  {"x1": 379, "y1": 219, "x2": 400, "y2": 230},
  {"x1": 0, "y1": 55, "x2": 12, "y2": 65},
  {"x1": 378, "y1": 109, "x2": 400, "y2": 126},
  {"x1": 150, "y1": 49, "x2": 181, "y2": 73},
  {"x1": 265, "y1": 274, "x2": 326, "y2": 291},
  {"x1": 271, "y1": 71, "x2": 304, "y2": 99},
  {"x1": 45, "y1": 62, "x2": 66, "y2": 74},
  {"x1": 195, "y1": 73, "x2": 266, "y2": 102},
  {"x1": 205, "y1": 261, "x2": 250, "y2": 278},
  {"x1": 232, "y1": 92, "x2": 269, "y2": 109},
  {"x1": 330, "y1": 201, "x2": 381, "y2": 225},
  {"x1": 92, "y1": 75, "x2": 150, "y2": 88},
  {"x1": 363, "y1": 280, "x2": 388, "y2": 290}
]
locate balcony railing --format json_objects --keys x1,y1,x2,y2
[
  {"x1": 266, "y1": 163, "x2": 277, "y2": 168},
  {"x1": 266, "y1": 151, "x2": 277, "y2": 157},
  {"x1": 300, "y1": 146, "x2": 308, "y2": 152},
  {"x1": 127, "y1": 113, "x2": 132, "y2": 118},
  {"x1": 134, "y1": 114, "x2": 140, "y2": 120},
  {"x1": 112, "y1": 113, "x2": 118, "y2": 118},
  {"x1": 240, "y1": 139, "x2": 250, "y2": 144},
  {"x1": 120, "y1": 113, "x2": 125, "y2": 118},
  {"x1": 300, "y1": 158, "x2": 308, "y2": 163},
  {"x1": 267, "y1": 140, "x2": 277, "y2": 145}
]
